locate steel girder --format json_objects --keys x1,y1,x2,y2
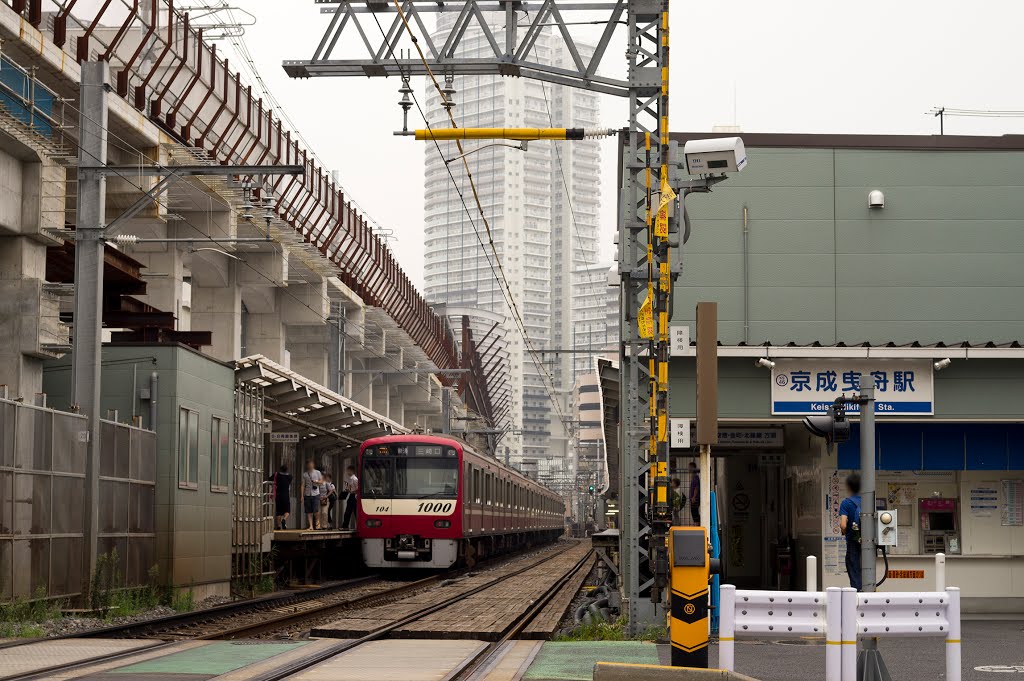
[{"x1": 284, "y1": 1, "x2": 629, "y2": 96}]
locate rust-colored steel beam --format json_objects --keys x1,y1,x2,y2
[
  {"x1": 53, "y1": 0, "x2": 81, "y2": 48},
  {"x1": 224, "y1": 86, "x2": 251, "y2": 163},
  {"x1": 166, "y1": 27, "x2": 205, "y2": 130},
  {"x1": 99, "y1": 0, "x2": 139, "y2": 63},
  {"x1": 77, "y1": 0, "x2": 116, "y2": 62},
  {"x1": 182, "y1": 46, "x2": 219, "y2": 142},
  {"x1": 139, "y1": 3, "x2": 178, "y2": 112},
  {"x1": 118, "y1": 0, "x2": 157, "y2": 97}
]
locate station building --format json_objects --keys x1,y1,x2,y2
[{"x1": 667, "y1": 133, "x2": 1024, "y2": 613}]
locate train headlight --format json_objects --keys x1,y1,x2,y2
[
  {"x1": 366, "y1": 519, "x2": 382, "y2": 528},
  {"x1": 434, "y1": 520, "x2": 451, "y2": 529}
]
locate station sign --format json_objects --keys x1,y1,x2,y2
[
  {"x1": 269, "y1": 432, "x2": 300, "y2": 443},
  {"x1": 771, "y1": 359, "x2": 934, "y2": 416}
]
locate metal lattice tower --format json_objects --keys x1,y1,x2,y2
[{"x1": 285, "y1": 0, "x2": 674, "y2": 633}]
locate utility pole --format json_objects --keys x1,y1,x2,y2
[
  {"x1": 72, "y1": 61, "x2": 109, "y2": 582},
  {"x1": 70, "y1": 61, "x2": 304, "y2": 586},
  {"x1": 857, "y1": 385, "x2": 891, "y2": 681}
]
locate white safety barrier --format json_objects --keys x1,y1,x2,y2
[
  {"x1": 719, "y1": 585, "x2": 843, "y2": 681},
  {"x1": 719, "y1": 584, "x2": 961, "y2": 681},
  {"x1": 851, "y1": 586, "x2": 961, "y2": 681}
]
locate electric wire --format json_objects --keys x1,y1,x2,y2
[{"x1": 381, "y1": 1, "x2": 573, "y2": 440}]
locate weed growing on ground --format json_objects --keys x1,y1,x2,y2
[
  {"x1": 171, "y1": 586, "x2": 195, "y2": 613},
  {"x1": 555, "y1": 616, "x2": 666, "y2": 642},
  {"x1": 0, "y1": 587, "x2": 64, "y2": 638}
]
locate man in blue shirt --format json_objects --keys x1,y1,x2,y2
[{"x1": 839, "y1": 474, "x2": 862, "y2": 590}]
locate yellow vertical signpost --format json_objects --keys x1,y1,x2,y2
[{"x1": 669, "y1": 526, "x2": 719, "y2": 667}]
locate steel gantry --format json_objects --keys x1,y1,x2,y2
[{"x1": 285, "y1": 0, "x2": 684, "y2": 632}]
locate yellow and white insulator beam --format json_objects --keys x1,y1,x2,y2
[{"x1": 412, "y1": 127, "x2": 616, "y2": 141}]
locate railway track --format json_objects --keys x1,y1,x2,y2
[
  {"x1": 246, "y1": 542, "x2": 594, "y2": 681},
  {"x1": 1, "y1": 541, "x2": 591, "y2": 681}
]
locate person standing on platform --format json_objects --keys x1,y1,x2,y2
[
  {"x1": 839, "y1": 473, "x2": 863, "y2": 590},
  {"x1": 272, "y1": 464, "x2": 293, "y2": 530},
  {"x1": 302, "y1": 459, "x2": 323, "y2": 530},
  {"x1": 324, "y1": 473, "x2": 338, "y2": 529},
  {"x1": 688, "y1": 461, "x2": 701, "y2": 526},
  {"x1": 342, "y1": 465, "x2": 359, "y2": 530}
]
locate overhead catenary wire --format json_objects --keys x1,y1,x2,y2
[{"x1": 375, "y1": 2, "x2": 573, "y2": 440}]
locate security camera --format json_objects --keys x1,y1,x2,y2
[
  {"x1": 755, "y1": 358, "x2": 775, "y2": 369},
  {"x1": 934, "y1": 358, "x2": 952, "y2": 371},
  {"x1": 683, "y1": 137, "x2": 748, "y2": 176}
]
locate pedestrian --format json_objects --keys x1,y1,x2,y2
[
  {"x1": 342, "y1": 465, "x2": 359, "y2": 530},
  {"x1": 324, "y1": 473, "x2": 338, "y2": 528},
  {"x1": 272, "y1": 464, "x2": 293, "y2": 530},
  {"x1": 302, "y1": 459, "x2": 323, "y2": 530},
  {"x1": 670, "y1": 477, "x2": 685, "y2": 526},
  {"x1": 688, "y1": 461, "x2": 701, "y2": 526},
  {"x1": 839, "y1": 473, "x2": 863, "y2": 590}
]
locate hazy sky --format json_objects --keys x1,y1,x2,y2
[{"x1": 215, "y1": 1, "x2": 1024, "y2": 288}]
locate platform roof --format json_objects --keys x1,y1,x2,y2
[{"x1": 235, "y1": 355, "x2": 407, "y2": 448}]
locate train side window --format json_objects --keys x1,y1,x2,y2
[
  {"x1": 473, "y1": 468, "x2": 481, "y2": 503},
  {"x1": 486, "y1": 473, "x2": 493, "y2": 506}
]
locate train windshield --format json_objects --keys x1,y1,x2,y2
[
  {"x1": 361, "y1": 443, "x2": 460, "y2": 499},
  {"x1": 394, "y1": 457, "x2": 458, "y2": 498},
  {"x1": 362, "y1": 458, "x2": 393, "y2": 498}
]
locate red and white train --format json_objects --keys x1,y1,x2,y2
[{"x1": 358, "y1": 434, "x2": 565, "y2": 568}]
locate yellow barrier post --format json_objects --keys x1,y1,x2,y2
[{"x1": 669, "y1": 526, "x2": 720, "y2": 668}]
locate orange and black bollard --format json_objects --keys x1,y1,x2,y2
[{"x1": 668, "y1": 526, "x2": 720, "y2": 668}]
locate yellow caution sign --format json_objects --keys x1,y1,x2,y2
[
  {"x1": 638, "y1": 294, "x2": 654, "y2": 339},
  {"x1": 654, "y1": 178, "x2": 677, "y2": 237}
]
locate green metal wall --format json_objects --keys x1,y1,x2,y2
[
  {"x1": 674, "y1": 147, "x2": 1024, "y2": 345},
  {"x1": 43, "y1": 345, "x2": 234, "y2": 592}
]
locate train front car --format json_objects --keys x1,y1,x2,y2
[{"x1": 359, "y1": 435, "x2": 463, "y2": 569}]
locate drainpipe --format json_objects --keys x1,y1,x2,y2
[
  {"x1": 149, "y1": 371, "x2": 159, "y2": 433},
  {"x1": 742, "y1": 206, "x2": 750, "y2": 344}
]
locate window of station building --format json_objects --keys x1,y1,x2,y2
[
  {"x1": 210, "y1": 417, "x2": 230, "y2": 493},
  {"x1": 177, "y1": 407, "x2": 199, "y2": 490}
]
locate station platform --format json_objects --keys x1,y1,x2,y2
[
  {"x1": 271, "y1": 528, "x2": 359, "y2": 584},
  {"x1": 272, "y1": 528, "x2": 356, "y2": 542}
]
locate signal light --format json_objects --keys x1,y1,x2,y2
[
  {"x1": 588, "y1": 484, "x2": 595, "y2": 495},
  {"x1": 802, "y1": 404, "x2": 851, "y2": 444}
]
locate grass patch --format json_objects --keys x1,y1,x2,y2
[
  {"x1": 0, "y1": 587, "x2": 64, "y2": 638},
  {"x1": 171, "y1": 586, "x2": 195, "y2": 613},
  {"x1": 555, "y1": 616, "x2": 666, "y2": 642}
]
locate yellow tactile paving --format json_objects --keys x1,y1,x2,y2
[
  {"x1": 289, "y1": 639, "x2": 488, "y2": 681},
  {"x1": 0, "y1": 638, "x2": 159, "y2": 677}
]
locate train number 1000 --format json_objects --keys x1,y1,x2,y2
[{"x1": 417, "y1": 502, "x2": 453, "y2": 514}]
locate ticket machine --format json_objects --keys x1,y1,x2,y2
[{"x1": 919, "y1": 498, "x2": 960, "y2": 554}]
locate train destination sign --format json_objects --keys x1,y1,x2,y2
[{"x1": 770, "y1": 359, "x2": 934, "y2": 416}]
